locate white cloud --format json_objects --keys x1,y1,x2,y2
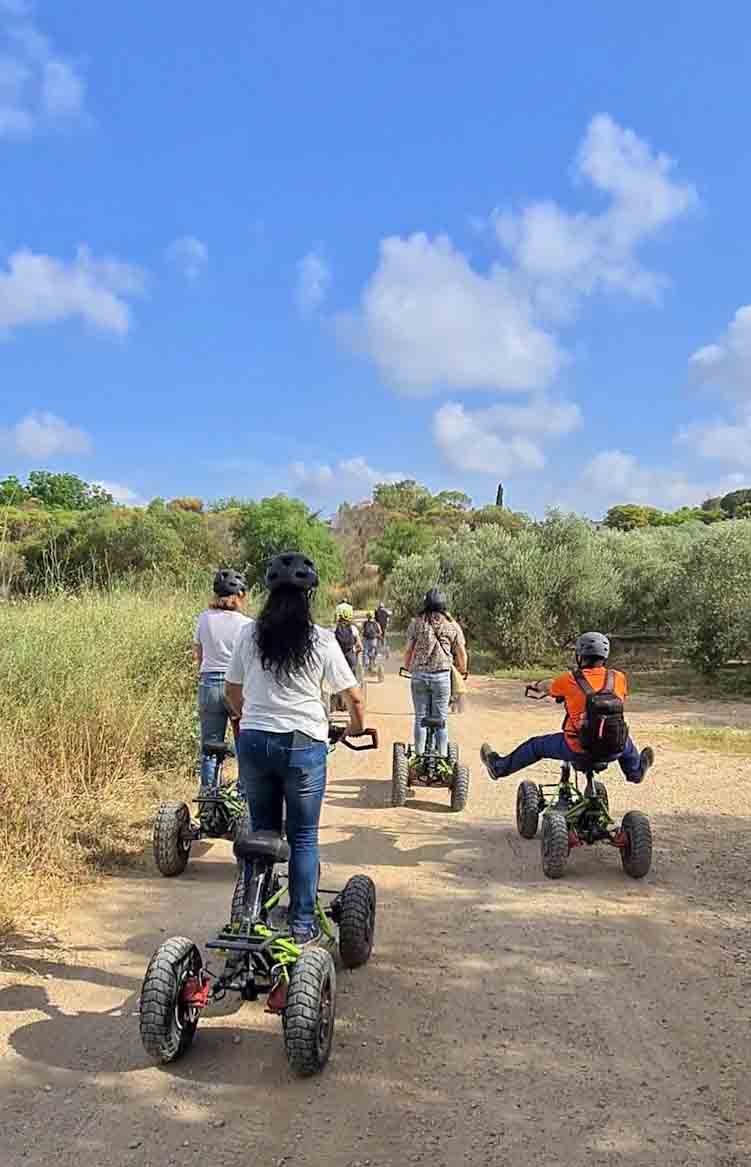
[
  {"x1": 689, "y1": 305, "x2": 751, "y2": 399},
  {"x1": 496, "y1": 113, "x2": 697, "y2": 317},
  {"x1": 296, "y1": 249, "x2": 331, "y2": 316},
  {"x1": 342, "y1": 233, "x2": 563, "y2": 394},
  {"x1": 341, "y1": 115, "x2": 694, "y2": 407},
  {"x1": 165, "y1": 236, "x2": 208, "y2": 282},
  {"x1": 579, "y1": 450, "x2": 743, "y2": 513},
  {"x1": 2, "y1": 410, "x2": 91, "y2": 458},
  {"x1": 94, "y1": 479, "x2": 140, "y2": 504},
  {"x1": 0, "y1": 246, "x2": 145, "y2": 335},
  {"x1": 0, "y1": 3, "x2": 86, "y2": 137},
  {"x1": 291, "y1": 456, "x2": 405, "y2": 493},
  {"x1": 433, "y1": 402, "x2": 546, "y2": 475},
  {"x1": 678, "y1": 413, "x2": 751, "y2": 468}
]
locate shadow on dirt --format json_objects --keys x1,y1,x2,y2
[{"x1": 2, "y1": 808, "x2": 748, "y2": 1167}]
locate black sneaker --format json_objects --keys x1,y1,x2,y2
[
  {"x1": 480, "y1": 743, "x2": 509, "y2": 781},
  {"x1": 627, "y1": 746, "x2": 654, "y2": 784}
]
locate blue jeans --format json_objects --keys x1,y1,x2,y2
[
  {"x1": 364, "y1": 638, "x2": 379, "y2": 668},
  {"x1": 198, "y1": 671, "x2": 230, "y2": 786},
  {"x1": 411, "y1": 670, "x2": 451, "y2": 756},
  {"x1": 498, "y1": 731, "x2": 642, "y2": 781},
  {"x1": 237, "y1": 729, "x2": 328, "y2": 936}
]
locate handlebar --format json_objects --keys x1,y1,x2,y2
[
  {"x1": 399, "y1": 667, "x2": 412, "y2": 679},
  {"x1": 524, "y1": 684, "x2": 565, "y2": 704},
  {"x1": 328, "y1": 725, "x2": 379, "y2": 751}
]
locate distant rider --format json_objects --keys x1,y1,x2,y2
[
  {"x1": 404, "y1": 589, "x2": 467, "y2": 757},
  {"x1": 192, "y1": 569, "x2": 250, "y2": 788},
  {"x1": 480, "y1": 631, "x2": 654, "y2": 783},
  {"x1": 334, "y1": 602, "x2": 362, "y2": 673},
  {"x1": 225, "y1": 553, "x2": 365, "y2": 945},
  {"x1": 362, "y1": 611, "x2": 383, "y2": 671},
  {"x1": 375, "y1": 601, "x2": 391, "y2": 658}
]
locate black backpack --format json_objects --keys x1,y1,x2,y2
[
  {"x1": 573, "y1": 670, "x2": 628, "y2": 761},
  {"x1": 364, "y1": 620, "x2": 380, "y2": 639},
  {"x1": 335, "y1": 623, "x2": 355, "y2": 654}
]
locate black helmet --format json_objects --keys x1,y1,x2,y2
[
  {"x1": 213, "y1": 568, "x2": 247, "y2": 597},
  {"x1": 423, "y1": 588, "x2": 447, "y2": 613},
  {"x1": 264, "y1": 551, "x2": 319, "y2": 592}
]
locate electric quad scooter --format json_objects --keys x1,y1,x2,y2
[
  {"x1": 392, "y1": 668, "x2": 469, "y2": 811},
  {"x1": 139, "y1": 726, "x2": 379, "y2": 1077},
  {"x1": 516, "y1": 686, "x2": 652, "y2": 881}
]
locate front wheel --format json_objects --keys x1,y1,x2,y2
[
  {"x1": 284, "y1": 948, "x2": 337, "y2": 1076},
  {"x1": 447, "y1": 741, "x2": 459, "y2": 767},
  {"x1": 153, "y1": 801, "x2": 192, "y2": 877},
  {"x1": 392, "y1": 743, "x2": 408, "y2": 807},
  {"x1": 541, "y1": 811, "x2": 569, "y2": 879},
  {"x1": 338, "y1": 875, "x2": 376, "y2": 968},
  {"x1": 620, "y1": 811, "x2": 652, "y2": 879},
  {"x1": 139, "y1": 936, "x2": 203, "y2": 1063},
  {"x1": 450, "y1": 763, "x2": 470, "y2": 812},
  {"x1": 516, "y1": 781, "x2": 541, "y2": 839}
]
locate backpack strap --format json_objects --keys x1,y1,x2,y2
[
  {"x1": 572, "y1": 669, "x2": 594, "y2": 695},
  {"x1": 602, "y1": 669, "x2": 615, "y2": 694}
]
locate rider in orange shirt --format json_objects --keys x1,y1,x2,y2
[{"x1": 480, "y1": 632, "x2": 654, "y2": 783}]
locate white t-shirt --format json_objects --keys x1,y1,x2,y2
[
  {"x1": 226, "y1": 621, "x2": 356, "y2": 743},
  {"x1": 193, "y1": 609, "x2": 252, "y2": 673}
]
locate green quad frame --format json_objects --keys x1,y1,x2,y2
[
  {"x1": 392, "y1": 669, "x2": 470, "y2": 812},
  {"x1": 515, "y1": 760, "x2": 653, "y2": 881},
  {"x1": 139, "y1": 729, "x2": 378, "y2": 1078},
  {"x1": 152, "y1": 741, "x2": 248, "y2": 877}
]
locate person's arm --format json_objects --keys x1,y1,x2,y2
[
  {"x1": 192, "y1": 644, "x2": 203, "y2": 671},
  {"x1": 224, "y1": 629, "x2": 247, "y2": 718},
  {"x1": 342, "y1": 685, "x2": 366, "y2": 736},
  {"x1": 224, "y1": 681, "x2": 243, "y2": 718},
  {"x1": 404, "y1": 619, "x2": 416, "y2": 669},
  {"x1": 451, "y1": 625, "x2": 468, "y2": 676}
]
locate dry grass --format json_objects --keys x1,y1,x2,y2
[
  {"x1": 0, "y1": 585, "x2": 200, "y2": 937},
  {"x1": 653, "y1": 723, "x2": 751, "y2": 756}
]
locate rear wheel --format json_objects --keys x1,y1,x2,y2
[
  {"x1": 284, "y1": 948, "x2": 336, "y2": 1076},
  {"x1": 338, "y1": 875, "x2": 376, "y2": 968},
  {"x1": 230, "y1": 869, "x2": 246, "y2": 927},
  {"x1": 620, "y1": 811, "x2": 652, "y2": 879},
  {"x1": 392, "y1": 743, "x2": 408, "y2": 807},
  {"x1": 450, "y1": 763, "x2": 470, "y2": 812},
  {"x1": 516, "y1": 780, "x2": 541, "y2": 839},
  {"x1": 139, "y1": 936, "x2": 203, "y2": 1063},
  {"x1": 153, "y1": 801, "x2": 191, "y2": 877},
  {"x1": 541, "y1": 811, "x2": 569, "y2": 879}
]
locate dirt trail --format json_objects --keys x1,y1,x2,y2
[{"x1": 1, "y1": 667, "x2": 749, "y2": 1166}]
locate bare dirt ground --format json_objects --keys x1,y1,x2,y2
[{"x1": 1, "y1": 665, "x2": 749, "y2": 1167}]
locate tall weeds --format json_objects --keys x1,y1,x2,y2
[{"x1": 0, "y1": 585, "x2": 202, "y2": 934}]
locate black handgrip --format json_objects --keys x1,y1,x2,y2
[
  {"x1": 342, "y1": 728, "x2": 379, "y2": 751},
  {"x1": 524, "y1": 684, "x2": 548, "y2": 701},
  {"x1": 399, "y1": 667, "x2": 412, "y2": 679}
]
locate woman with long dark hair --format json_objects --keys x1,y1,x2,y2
[
  {"x1": 225, "y1": 552, "x2": 364, "y2": 944},
  {"x1": 404, "y1": 589, "x2": 467, "y2": 757}
]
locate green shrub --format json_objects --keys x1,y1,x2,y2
[
  {"x1": 671, "y1": 522, "x2": 751, "y2": 672},
  {"x1": 233, "y1": 495, "x2": 343, "y2": 586}
]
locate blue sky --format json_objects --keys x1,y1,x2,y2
[{"x1": 2, "y1": 0, "x2": 751, "y2": 516}]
